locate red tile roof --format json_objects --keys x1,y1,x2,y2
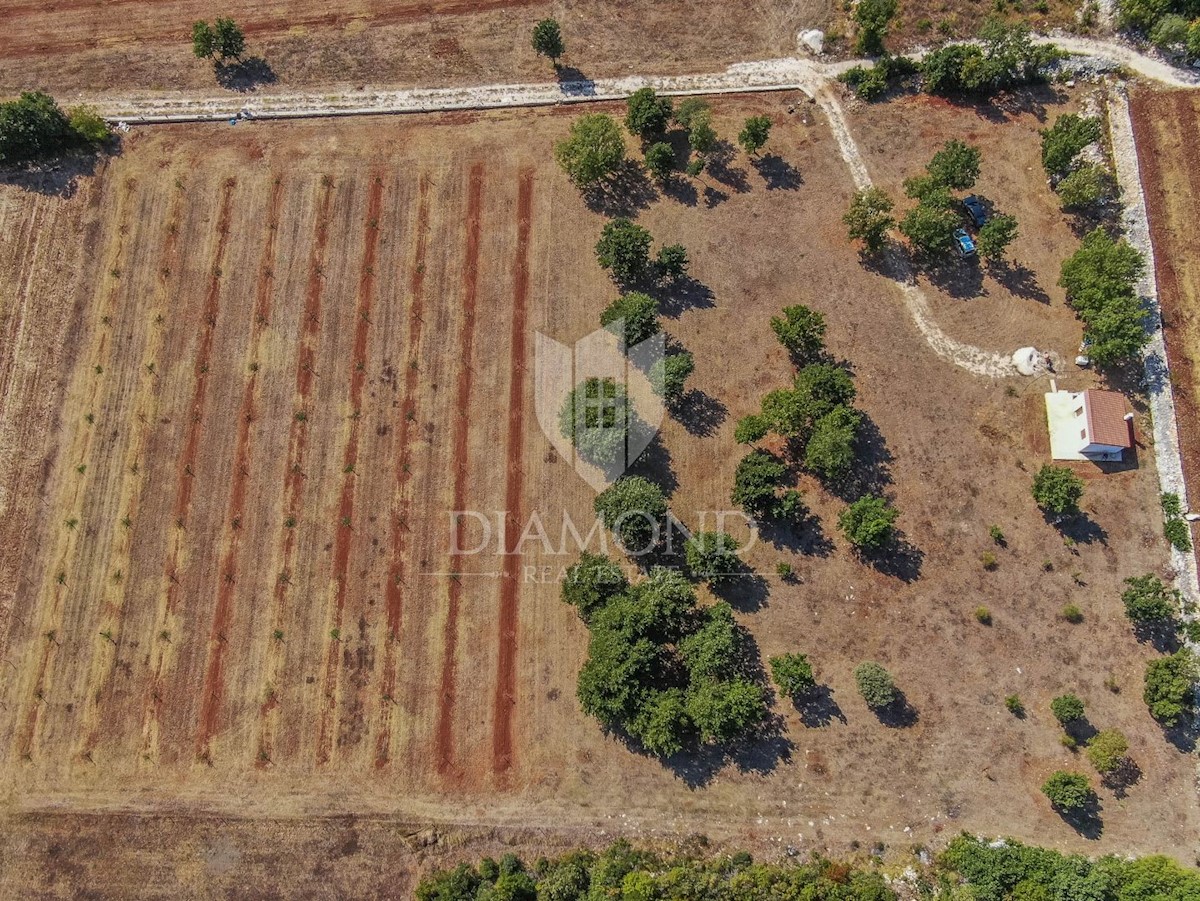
[{"x1": 1084, "y1": 389, "x2": 1132, "y2": 449}]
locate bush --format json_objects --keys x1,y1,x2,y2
[
  {"x1": 989, "y1": 524, "x2": 1005, "y2": 544},
  {"x1": 1122, "y1": 573, "x2": 1179, "y2": 625},
  {"x1": 770, "y1": 653, "x2": 816, "y2": 699},
  {"x1": 67, "y1": 106, "x2": 110, "y2": 144},
  {"x1": 562, "y1": 553, "x2": 628, "y2": 622},
  {"x1": 554, "y1": 114, "x2": 626, "y2": 188},
  {"x1": 1061, "y1": 603, "x2": 1083, "y2": 624},
  {"x1": 1150, "y1": 12, "x2": 1191, "y2": 49},
  {"x1": 1057, "y1": 164, "x2": 1113, "y2": 210},
  {"x1": 1059, "y1": 228, "x2": 1148, "y2": 366},
  {"x1": 921, "y1": 22, "x2": 1059, "y2": 97},
  {"x1": 600, "y1": 292, "x2": 660, "y2": 348},
  {"x1": 854, "y1": 661, "x2": 897, "y2": 708},
  {"x1": 595, "y1": 218, "x2": 653, "y2": 283},
  {"x1": 927, "y1": 139, "x2": 981, "y2": 190},
  {"x1": 684, "y1": 531, "x2": 741, "y2": 585},
  {"x1": 839, "y1": 63, "x2": 890, "y2": 100},
  {"x1": 770, "y1": 304, "x2": 827, "y2": 363},
  {"x1": 1041, "y1": 114, "x2": 1102, "y2": 178},
  {"x1": 804, "y1": 405, "x2": 862, "y2": 483},
  {"x1": 1041, "y1": 771, "x2": 1095, "y2": 811},
  {"x1": 1050, "y1": 693, "x2": 1085, "y2": 725},
  {"x1": 644, "y1": 141, "x2": 675, "y2": 183},
  {"x1": 974, "y1": 606, "x2": 993, "y2": 624},
  {"x1": 625, "y1": 87, "x2": 673, "y2": 138},
  {"x1": 854, "y1": 0, "x2": 898, "y2": 54},
  {"x1": 1005, "y1": 694, "x2": 1024, "y2": 715},
  {"x1": 559, "y1": 378, "x2": 637, "y2": 468},
  {"x1": 594, "y1": 477, "x2": 668, "y2": 554},
  {"x1": 839, "y1": 495, "x2": 899, "y2": 551},
  {"x1": 1143, "y1": 649, "x2": 1198, "y2": 725},
  {"x1": 1031, "y1": 464, "x2": 1084, "y2": 516},
  {"x1": 649, "y1": 351, "x2": 694, "y2": 405},
  {"x1": 1165, "y1": 517, "x2": 1192, "y2": 552},
  {"x1": 844, "y1": 187, "x2": 895, "y2": 252},
  {"x1": 0, "y1": 92, "x2": 77, "y2": 165},
  {"x1": 1085, "y1": 728, "x2": 1129, "y2": 774}
]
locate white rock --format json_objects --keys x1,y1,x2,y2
[{"x1": 799, "y1": 29, "x2": 825, "y2": 55}]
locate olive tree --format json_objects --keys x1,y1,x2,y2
[
  {"x1": 594, "y1": 476, "x2": 668, "y2": 553},
  {"x1": 531, "y1": 18, "x2": 565, "y2": 64},
  {"x1": 854, "y1": 661, "x2": 897, "y2": 708},
  {"x1": 1041, "y1": 771, "x2": 1095, "y2": 811},
  {"x1": 595, "y1": 218, "x2": 653, "y2": 283},
  {"x1": 738, "y1": 116, "x2": 771, "y2": 155},
  {"x1": 1032, "y1": 465, "x2": 1084, "y2": 516},
  {"x1": 554, "y1": 114, "x2": 626, "y2": 188},
  {"x1": 839, "y1": 496, "x2": 898, "y2": 551},
  {"x1": 770, "y1": 653, "x2": 816, "y2": 699},
  {"x1": 844, "y1": 187, "x2": 895, "y2": 254}
]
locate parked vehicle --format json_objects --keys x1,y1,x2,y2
[
  {"x1": 962, "y1": 194, "x2": 987, "y2": 227},
  {"x1": 954, "y1": 228, "x2": 977, "y2": 257}
]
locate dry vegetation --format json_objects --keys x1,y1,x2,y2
[{"x1": 0, "y1": 90, "x2": 1196, "y2": 894}]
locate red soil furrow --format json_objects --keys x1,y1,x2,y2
[
  {"x1": 0, "y1": 0, "x2": 537, "y2": 56},
  {"x1": 192, "y1": 179, "x2": 286, "y2": 761},
  {"x1": 434, "y1": 162, "x2": 485, "y2": 779},
  {"x1": 491, "y1": 168, "x2": 534, "y2": 780},
  {"x1": 255, "y1": 179, "x2": 336, "y2": 764},
  {"x1": 315, "y1": 173, "x2": 386, "y2": 766},
  {"x1": 374, "y1": 176, "x2": 430, "y2": 769},
  {"x1": 141, "y1": 179, "x2": 235, "y2": 759}
]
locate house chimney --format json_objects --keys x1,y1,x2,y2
[{"x1": 1124, "y1": 413, "x2": 1134, "y2": 422}]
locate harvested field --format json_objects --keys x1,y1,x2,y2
[
  {"x1": 0, "y1": 0, "x2": 826, "y2": 97},
  {"x1": 0, "y1": 92, "x2": 1196, "y2": 895},
  {"x1": 1129, "y1": 86, "x2": 1200, "y2": 555}
]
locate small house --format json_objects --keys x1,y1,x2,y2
[{"x1": 1044, "y1": 388, "x2": 1133, "y2": 462}]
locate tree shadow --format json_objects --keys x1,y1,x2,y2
[
  {"x1": 1132, "y1": 620, "x2": 1181, "y2": 654},
  {"x1": 756, "y1": 509, "x2": 835, "y2": 557},
  {"x1": 0, "y1": 144, "x2": 115, "y2": 197},
  {"x1": 675, "y1": 389, "x2": 727, "y2": 436},
  {"x1": 861, "y1": 533, "x2": 924, "y2": 583},
  {"x1": 657, "y1": 275, "x2": 715, "y2": 318},
  {"x1": 752, "y1": 154, "x2": 803, "y2": 191},
  {"x1": 556, "y1": 65, "x2": 596, "y2": 97},
  {"x1": 626, "y1": 433, "x2": 679, "y2": 497},
  {"x1": 663, "y1": 176, "x2": 699, "y2": 207},
  {"x1": 584, "y1": 161, "x2": 657, "y2": 217},
  {"x1": 705, "y1": 141, "x2": 750, "y2": 194},
  {"x1": 214, "y1": 56, "x2": 277, "y2": 92},
  {"x1": 1053, "y1": 513, "x2": 1108, "y2": 546},
  {"x1": 1064, "y1": 716, "x2": 1098, "y2": 746},
  {"x1": 1102, "y1": 757, "x2": 1142, "y2": 800},
  {"x1": 713, "y1": 570, "x2": 770, "y2": 613},
  {"x1": 991, "y1": 260, "x2": 1051, "y2": 304},
  {"x1": 827, "y1": 413, "x2": 894, "y2": 501},
  {"x1": 1055, "y1": 797, "x2": 1104, "y2": 840},
  {"x1": 874, "y1": 689, "x2": 919, "y2": 728},
  {"x1": 1161, "y1": 716, "x2": 1199, "y2": 754},
  {"x1": 702, "y1": 184, "x2": 730, "y2": 208},
  {"x1": 796, "y1": 684, "x2": 846, "y2": 728},
  {"x1": 964, "y1": 83, "x2": 1067, "y2": 125},
  {"x1": 925, "y1": 256, "x2": 985, "y2": 300}
]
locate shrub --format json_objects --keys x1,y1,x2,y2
[
  {"x1": 737, "y1": 116, "x2": 772, "y2": 155},
  {"x1": 839, "y1": 63, "x2": 890, "y2": 100},
  {"x1": 1162, "y1": 492, "x2": 1184, "y2": 517},
  {"x1": 1040, "y1": 114, "x2": 1102, "y2": 178},
  {"x1": 684, "y1": 531, "x2": 741, "y2": 585},
  {"x1": 1164, "y1": 517, "x2": 1192, "y2": 552},
  {"x1": 1050, "y1": 693, "x2": 1085, "y2": 725},
  {"x1": 1143, "y1": 650, "x2": 1198, "y2": 725},
  {"x1": 1057, "y1": 164, "x2": 1113, "y2": 210},
  {"x1": 854, "y1": 0, "x2": 898, "y2": 54},
  {"x1": 989, "y1": 524, "x2": 1005, "y2": 544},
  {"x1": 625, "y1": 87, "x2": 673, "y2": 138},
  {"x1": 1041, "y1": 771, "x2": 1095, "y2": 811},
  {"x1": 600, "y1": 292, "x2": 660, "y2": 348},
  {"x1": 980, "y1": 552, "x2": 998, "y2": 571},
  {"x1": 559, "y1": 378, "x2": 638, "y2": 468},
  {"x1": 854, "y1": 661, "x2": 897, "y2": 708},
  {"x1": 838, "y1": 495, "x2": 899, "y2": 551},
  {"x1": 67, "y1": 106, "x2": 110, "y2": 144},
  {"x1": 643, "y1": 141, "x2": 675, "y2": 183},
  {"x1": 769, "y1": 653, "x2": 816, "y2": 699},
  {"x1": 554, "y1": 114, "x2": 626, "y2": 187},
  {"x1": 1121, "y1": 573, "x2": 1179, "y2": 625},
  {"x1": 770, "y1": 304, "x2": 827, "y2": 364},
  {"x1": 804, "y1": 405, "x2": 862, "y2": 483},
  {"x1": 1005, "y1": 694, "x2": 1024, "y2": 715},
  {"x1": 844, "y1": 187, "x2": 896, "y2": 252},
  {"x1": 1085, "y1": 728, "x2": 1129, "y2": 774},
  {"x1": 926, "y1": 139, "x2": 981, "y2": 190},
  {"x1": 595, "y1": 218, "x2": 653, "y2": 283},
  {"x1": 1061, "y1": 603, "x2": 1083, "y2": 624},
  {"x1": 974, "y1": 605, "x2": 993, "y2": 624},
  {"x1": 594, "y1": 476, "x2": 668, "y2": 553},
  {"x1": 1031, "y1": 465, "x2": 1084, "y2": 516},
  {"x1": 776, "y1": 561, "x2": 794, "y2": 580},
  {"x1": 562, "y1": 553, "x2": 628, "y2": 622},
  {"x1": 1150, "y1": 13, "x2": 1191, "y2": 49}
]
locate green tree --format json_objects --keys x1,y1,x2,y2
[
  {"x1": 1041, "y1": 114, "x2": 1102, "y2": 178},
  {"x1": 844, "y1": 187, "x2": 895, "y2": 253},
  {"x1": 644, "y1": 141, "x2": 675, "y2": 184},
  {"x1": 625, "y1": 87, "x2": 673, "y2": 139},
  {"x1": 212, "y1": 17, "x2": 246, "y2": 60},
  {"x1": 594, "y1": 476, "x2": 668, "y2": 553},
  {"x1": 921, "y1": 43, "x2": 985, "y2": 95},
  {"x1": 689, "y1": 118, "x2": 717, "y2": 154},
  {"x1": 734, "y1": 415, "x2": 770, "y2": 445},
  {"x1": 577, "y1": 627, "x2": 659, "y2": 725},
  {"x1": 770, "y1": 653, "x2": 816, "y2": 699},
  {"x1": 1189, "y1": 20, "x2": 1200, "y2": 59},
  {"x1": 1041, "y1": 771, "x2": 1095, "y2": 811},
  {"x1": 554, "y1": 114, "x2": 627, "y2": 188},
  {"x1": 899, "y1": 194, "x2": 959, "y2": 258},
  {"x1": 1143, "y1": 649, "x2": 1197, "y2": 725},
  {"x1": 927, "y1": 139, "x2": 981, "y2": 190},
  {"x1": 562, "y1": 553, "x2": 628, "y2": 622},
  {"x1": 628, "y1": 688, "x2": 689, "y2": 756},
  {"x1": 686, "y1": 678, "x2": 766, "y2": 743},
  {"x1": 600, "y1": 292, "x2": 660, "y2": 347},
  {"x1": 595, "y1": 218, "x2": 653, "y2": 283},
  {"x1": 679, "y1": 602, "x2": 741, "y2": 681},
  {"x1": 650, "y1": 351, "x2": 694, "y2": 405},
  {"x1": 674, "y1": 98, "x2": 710, "y2": 130},
  {"x1": 1057, "y1": 164, "x2": 1112, "y2": 210},
  {"x1": 68, "y1": 106, "x2": 110, "y2": 144},
  {"x1": 760, "y1": 363, "x2": 857, "y2": 439},
  {"x1": 1031, "y1": 465, "x2": 1084, "y2": 516},
  {"x1": 1085, "y1": 729, "x2": 1129, "y2": 775},
  {"x1": 854, "y1": 0, "x2": 899, "y2": 55},
  {"x1": 854, "y1": 661, "x2": 897, "y2": 708},
  {"x1": 0, "y1": 92, "x2": 75, "y2": 164},
  {"x1": 656, "y1": 243, "x2": 689, "y2": 281},
  {"x1": 839, "y1": 496, "x2": 899, "y2": 550},
  {"x1": 977, "y1": 213, "x2": 1018, "y2": 263},
  {"x1": 416, "y1": 862, "x2": 482, "y2": 901},
  {"x1": 770, "y1": 304, "x2": 826, "y2": 363},
  {"x1": 731, "y1": 450, "x2": 788, "y2": 517},
  {"x1": 685, "y1": 531, "x2": 740, "y2": 585},
  {"x1": 737, "y1": 116, "x2": 772, "y2": 155},
  {"x1": 1121, "y1": 573, "x2": 1179, "y2": 625},
  {"x1": 805, "y1": 405, "x2": 862, "y2": 483},
  {"x1": 192, "y1": 20, "x2": 216, "y2": 59},
  {"x1": 558, "y1": 378, "x2": 635, "y2": 468},
  {"x1": 531, "y1": 18, "x2": 565, "y2": 64},
  {"x1": 1050, "y1": 693, "x2": 1085, "y2": 725},
  {"x1": 1154, "y1": 12, "x2": 1191, "y2": 48}
]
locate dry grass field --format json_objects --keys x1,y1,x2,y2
[
  {"x1": 0, "y1": 92, "x2": 1196, "y2": 895},
  {"x1": 1130, "y1": 87, "x2": 1200, "y2": 548},
  {"x1": 0, "y1": 0, "x2": 827, "y2": 97}
]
